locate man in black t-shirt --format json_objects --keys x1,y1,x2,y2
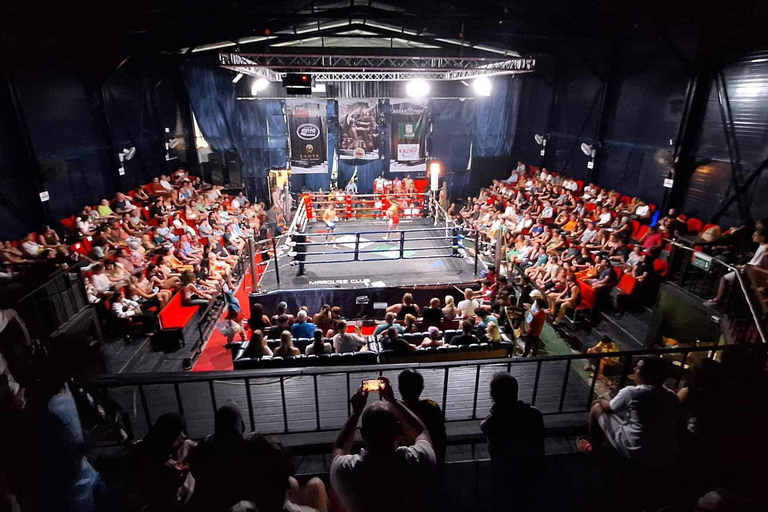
[
  {"x1": 421, "y1": 298, "x2": 443, "y2": 323},
  {"x1": 398, "y1": 369, "x2": 447, "y2": 469},
  {"x1": 382, "y1": 327, "x2": 417, "y2": 355},
  {"x1": 450, "y1": 320, "x2": 479, "y2": 346}
]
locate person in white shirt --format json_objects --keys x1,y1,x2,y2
[
  {"x1": 597, "y1": 206, "x2": 613, "y2": 227},
  {"x1": 20, "y1": 233, "x2": 41, "y2": 259},
  {"x1": 586, "y1": 356, "x2": 682, "y2": 467},
  {"x1": 345, "y1": 178, "x2": 358, "y2": 195},
  {"x1": 373, "y1": 175, "x2": 385, "y2": 194},
  {"x1": 110, "y1": 289, "x2": 143, "y2": 318},
  {"x1": 515, "y1": 161, "x2": 526, "y2": 175},
  {"x1": 90, "y1": 264, "x2": 112, "y2": 295},
  {"x1": 705, "y1": 229, "x2": 767, "y2": 307},
  {"x1": 330, "y1": 378, "x2": 436, "y2": 512},
  {"x1": 159, "y1": 175, "x2": 173, "y2": 191},
  {"x1": 332, "y1": 320, "x2": 368, "y2": 353},
  {"x1": 457, "y1": 288, "x2": 480, "y2": 318}
]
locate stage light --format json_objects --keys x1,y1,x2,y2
[
  {"x1": 311, "y1": 83, "x2": 326, "y2": 93},
  {"x1": 429, "y1": 160, "x2": 442, "y2": 191},
  {"x1": 232, "y1": 73, "x2": 243, "y2": 83},
  {"x1": 251, "y1": 77, "x2": 269, "y2": 95},
  {"x1": 473, "y1": 76, "x2": 492, "y2": 96},
  {"x1": 406, "y1": 79, "x2": 430, "y2": 98}
]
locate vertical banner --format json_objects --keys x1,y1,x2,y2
[
  {"x1": 339, "y1": 100, "x2": 379, "y2": 159},
  {"x1": 390, "y1": 99, "x2": 427, "y2": 172},
  {"x1": 287, "y1": 99, "x2": 327, "y2": 173}
]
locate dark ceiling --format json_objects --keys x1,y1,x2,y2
[{"x1": 3, "y1": 0, "x2": 768, "y2": 74}]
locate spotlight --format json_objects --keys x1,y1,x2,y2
[
  {"x1": 251, "y1": 77, "x2": 269, "y2": 95},
  {"x1": 406, "y1": 79, "x2": 430, "y2": 98},
  {"x1": 473, "y1": 76, "x2": 492, "y2": 96},
  {"x1": 232, "y1": 73, "x2": 243, "y2": 83}
]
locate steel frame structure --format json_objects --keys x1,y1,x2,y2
[{"x1": 219, "y1": 53, "x2": 535, "y2": 81}]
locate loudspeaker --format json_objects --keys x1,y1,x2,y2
[
  {"x1": 209, "y1": 153, "x2": 227, "y2": 185},
  {"x1": 226, "y1": 152, "x2": 242, "y2": 186},
  {"x1": 151, "y1": 328, "x2": 185, "y2": 352},
  {"x1": 201, "y1": 161, "x2": 213, "y2": 184}
]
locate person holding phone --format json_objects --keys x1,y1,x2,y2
[{"x1": 331, "y1": 378, "x2": 436, "y2": 512}]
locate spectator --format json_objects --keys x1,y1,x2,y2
[
  {"x1": 373, "y1": 312, "x2": 404, "y2": 337},
  {"x1": 402, "y1": 313, "x2": 417, "y2": 334},
  {"x1": 248, "y1": 303, "x2": 271, "y2": 333},
  {"x1": 386, "y1": 292, "x2": 421, "y2": 320},
  {"x1": 274, "y1": 332, "x2": 300, "y2": 357},
  {"x1": 450, "y1": 320, "x2": 479, "y2": 346},
  {"x1": 20, "y1": 233, "x2": 41, "y2": 259},
  {"x1": 475, "y1": 307, "x2": 498, "y2": 329},
  {"x1": 181, "y1": 271, "x2": 213, "y2": 307},
  {"x1": 38, "y1": 225, "x2": 61, "y2": 248},
  {"x1": 585, "y1": 356, "x2": 682, "y2": 467},
  {"x1": 381, "y1": 326, "x2": 418, "y2": 354},
  {"x1": 584, "y1": 258, "x2": 618, "y2": 293},
  {"x1": 641, "y1": 225, "x2": 664, "y2": 253},
  {"x1": 243, "y1": 330, "x2": 272, "y2": 359},
  {"x1": 312, "y1": 304, "x2": 332, "y2": 326},
  {"x1": 97, "y1": 198, "x2": 115, "y2": 217},
  {"x1": 705, "y1": 229, "x2": 768, "y2": 307},
  {"x1": 442, "y1": 295, "x2": 458, "y2": 319},
  {"x1": 398, "y1": 369, "x2": 447, "y2": 468},
  {"x1": 271, "y1": 301, "x2": 295, "y2": 325},
  {"x1": 330, "y1": 379, "x2": 436, "y2": 512},
  {"x1": 332, "y1": 320, "x2": 367, "y2": 353},
  {"x1": 481, "y1": 372, "x2": 544, "y2": 512},
  {"x1": 422, "y1": 297, "x2": 443, "y2": 322},
  {"x1": 457, "y1": 288, "x2": 479, "y2": 318},
  {"x1": 290, "y1": 310, "x2": 316, "y2": 339},
  {"x1": 306, "y1": 329, "x2": 332, "y2": 355},
  {"x1": 420, "y1": 326, "x2": 444, "y2": 348},
  {"x1": 523, "y1": 298, "x2": 546, "y2": 357},
  {"x1": 486, "y1": 322, "x2": 502, "y2": 343},
  {"x1": 267, "y1": 314, "x2": 291, "y2": 340}
]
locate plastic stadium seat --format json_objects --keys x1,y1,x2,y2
[
  {"x1": 686, "y1": 218, "x2": 703, "y2": 235},
  {"x1": 702, "y1": 223, "x2": 720, "y2": 234},
  {"x1": 653, "y1": 259, "x2": 670, "y2": 278},
  {"x1": 585, "y1": 203, "x2": 597, "y2": 212},
  {"x1": 634, "y1": 225, "x2": 649, "y2": 241},
  {"x1": 620, "y1": 195, "x2": 632, "y2": 204},
  {"x1": 617, "y1": 274, "x2": 637, "y2": 295},
  {"x1": 630, "y1": 220, "x2": 641, "y2": 238}
]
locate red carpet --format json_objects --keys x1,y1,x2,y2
[{"x1": 192, "y1": 270, "x2": 254, "y2": 372}]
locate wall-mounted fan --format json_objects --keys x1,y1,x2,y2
[
  {"x1": 534, "y1": 134, "x2": 547, "y2": 146},
  {"x1": 118, "y1": 147, "x2": 136, "y2": 162},
  {"x1": 654, "y1": 149, "x2": 674, "y2": 170},
  {"x1": 580, "y1": 143, "x2": 597, "y2": 158}
]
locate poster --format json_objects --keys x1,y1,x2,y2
[
  {"x1": 339, "y1": 99, "x2": 379, "y2": 160},
  {"x1": 287, "y1": 99, "x2": 327, "y2": 174},
  {"x1": 390, "y1": 100, "x2": 427, "y2": 172}
]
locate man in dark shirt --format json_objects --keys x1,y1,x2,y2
[
  {"x1": 268, "y1": 314, "x2": 291, "y2": 340},
  {"x1": 421, "y1": 297, "x2": 443, "y2": 323},
  {"x1": 450, "y1": 320, "x2": 479, "y2": 346},
  {"x1": 586, "y1": 258, "x2": 618, "y2": 291},
  {"x1": 382, "y1": 326, "x2": 417, "y2": 355},
  {"x1": 399, "y1": 369, "x2": 447, "y2": 470},
  {"x1": 481, "y1": 373, "x2": 544, "y2": 512},
  {"x1": 149, "y1": 198, "x2": 165, "y2": 220}
]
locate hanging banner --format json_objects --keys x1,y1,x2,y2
[
  {"x1": 390, "y1": 99, "x2": 427, "y2": 172},
  {"x1": 287, "y1": 99, "x2": 327, "y2": 174},
  {"x1": 339, "y1": 100, "x2": 379, "y2": 160}
]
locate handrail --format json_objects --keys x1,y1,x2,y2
[
  {"x1": 666, "y1": 239, "x2": 766, "y2": 344},
  {"x1": 83, "y1": 343, "x2": 734, "y2": 386}
]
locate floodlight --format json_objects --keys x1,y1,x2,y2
[
  {"x1": 406, "y1": 79, "x2": 430, "y2": 97},
  {"x1": 473, "y1": 76, "x2": 492, "y2": 96},
  {"x1": 251, "y1": 77, "x2": 269, "y2": 95}
]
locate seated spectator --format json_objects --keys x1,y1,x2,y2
[
  {"x1": 97, "y1": 198, "x2": 116, "y2": 218},
  {"x1": 127, "y1": 413, "x2": 196, "y2": 511},
  {"x1": 331, "y1": 379, "x2": 436, "y2": 512},
  {"x1": 267, "y1": 314, "x2": 291, "y2": 340},
  {"x1": 584, "y1": 356, "x2": 682, "y2": 467},
  {"x1": 705, "y1": 229, "x2": 767, "y2": 307},
  {"x1": 402, "y1": 313, "x2": 417, "y2": 334},
  {"x1": 20, "y1": 233, "x2": 42, "y2": 259},
  {"x1": 398, "y1": 369, "x2": 447, "y2": 468},
  {"x1": 386, "y1": 292, "x2": 421, "y2": 320},
  {"x1": 523, "y1": 298, "x2": 547, "y2": 357},
  {"x1": 313, "y1": 304, "x2": 332, "y2": 326},
  {"x1": 486, "y1": 322, "x2": 502, "y2": 343},
  {"x1": 422, "y1": 297, "x2": 443, "y2": 323},
  {"x1": 270, "y1": 301, "x2": 295, "y2": 325},
  {"x1": 110, "y1": 288, "x2": 152, "y2": 329},
  {"x1": 373, "y1": 312, "x2": 404, "y2": 337},
  {"x1": 457, "y1": 288, "x2": 479, "y2": 318},
  {"x1": 442, "y1": 295, "x2": 458, "y2": 320},
  {"x1": 549, "y1": 273, "x2": 581, "y2": 325},
  {"x1": 381, "y1": 326, "x2": 418, "y2": 354},
  {"x1": 306, "y1": 329, "x2": 333, "y2": 355},
  {"x1": 475, "y1": 307, "x2": 498, "y2": 329},
  {"x1": 181, "y1": 271, "x2": 213, "y2": 307},
  {"x1": 77, "y1": 214, "x2": 96, "y2": 237},
  {"x1": 420, "y1": 326, "x2": 444, "y2": 348},
  {"x1": 243, "y1": 330, "x2": 272, "y2": 359},
  {"x1": 584, "y1": 258, "x2": 618, "y2": 293},
  {"x1": 248, "y1": 303, "x2": 271, "y2": 333},
  {"x1": 640, "y1": 225, "x2": 664, "y2": 253},
  {"x1": 38, "y1": 225, "x2": 61, "y2": 248},
  {"x1": 274, "y1": 332, "x2": 300, "y2": 357},
  {"x1": 625, "y1": 245, "x2": 643, "y2": 270},
  {"x1": 114, "y1": 192, "x2": 136, "y2": 214},
  {"x1": 450, "y1": 320, "x2": 479, "y2": 346},
  {"x1": 290, "y1": 310, "x2": 316, "y2": 339},
  {"x1": 332, "y1": 320, "x2": 367, "y2": 353},
  {"x1": 481, "y1": 372, "x2": 544, "y2": 512}
]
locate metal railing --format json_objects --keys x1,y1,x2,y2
[
  {"x1": 665, "y1": 240, "x2": 766, "y2": 345},
  {"x1": 77, "y1": 343, "x2": 764, "y2": 443}
]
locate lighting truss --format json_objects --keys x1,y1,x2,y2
[{"x1": 219, "y1": 53, "x2": 535, "y2": 81}]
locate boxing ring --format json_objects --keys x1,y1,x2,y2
[{"x1": 249, "y1": 192, "x2": 485, "y2": 315}]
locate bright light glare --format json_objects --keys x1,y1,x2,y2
[
  {"x1": 473, "y1": 76, "x2": 492, "y2": 96},
  {"x1": 251, "y1": 77, "x2": 269, "y2": 95},
  {"x1": 406, "y1": 79, "x2": 430, "y2": 97}
]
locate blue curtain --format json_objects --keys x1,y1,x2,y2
[
  {"x1": 338, "y1": 158, "x2": 387, "y2": 194},
  {"x1": 238, "y1": 99, "x2": 286, "y2": 200},
  {"x1": 431, "y1": 99, "x2": 475, "y2": 197},
  {"x1": 181, "y1": 60, "x2": 239, "y2": 152},
  {"x1": 474, "y1": 77, "x2": 521, "y2": 157}
]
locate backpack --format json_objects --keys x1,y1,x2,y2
[{"x1": 224, "y1": 290, "x2": 241, "y2": 316}]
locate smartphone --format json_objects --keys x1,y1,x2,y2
[{"x1": 361, "y1": 378, "x2": 386, "y2": 392}]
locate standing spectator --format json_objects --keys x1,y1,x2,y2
[
  {"x1": 523, "y1": 298, "x2": 546, "y2": 357},
  {"x1": 481, "y1": 372, "x2": 544, "y2": 512},
  {"x1": 705, "y1": 229, "x2": 767, "y2": 307},
  {"x1": 330, "y1": 379, "x2": 436, "y2": 512},
  {"x1": 398, "y1": 369, "x2": 447, "y2": 468},
  {"x1": 290, "y1": 310, "x2": 316, "y2": 339},
  {"x1": 584, "y1": 356, "x2": 682, "y2": 468}
]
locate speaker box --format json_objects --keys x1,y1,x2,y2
[
  {"x1": 151, "y1": 328, "x2": 185, "y2": 352},
  {"x1": 201, "y1": 161, "x2": 213, "y2": 184},
  {"x1": 226, "y1": 152, "x2": 242, "y2": 186},
  {"x1": 209, "y1": 153, "x2": 227, "y2": 185}
]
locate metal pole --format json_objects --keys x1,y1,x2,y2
[
  {"x1": 354, "y1": 233, "x2": 360, "y2": 261},
  {"x1": 474, "y1": 231, "x2": 479, "y2": 275},
  {"x1": 248, "y1": 238, "x2": 258, "y2": 291},
  {"x1": 399, "y1": 230, "x2": 405, "y2": 259},
  {"x1": 272, "y1": 238, "x2": 281, "y2": 287}
]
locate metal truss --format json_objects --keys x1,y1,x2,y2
[{"x1": 219, "y1": 53, "x2": 535, "y2": 81}]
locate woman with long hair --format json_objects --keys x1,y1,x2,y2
[
  {"x1": 243, "y1": 329, "x2": 272, "y2": 359},
  {"x1": 306, "y1": 329, "x2": 332, "y2": 355},
  {"x1": 275, "y1": 331, "x2": 300, "y2": 357},
  {"x1": 486, "y1": 322, "x2": 502, "y2": 343},
  {"x1": 442, "y1": 295, "x2": 458, "y2": 320},
  {"x1": 180, "y1": 271, "x2": 213, "y2": 307}
]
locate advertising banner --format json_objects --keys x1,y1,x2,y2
[
  {"x1": 287, "y1": 99, "x2": 327, "y2": 173},
  {"x1": 339, "y1": 99, "x2": 379, "y2": 160},
  {"x1": 390, "y1": 100, "x2": 427, "y2": 172}
]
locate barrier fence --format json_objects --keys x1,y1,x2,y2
[{"x1": 77, "y1": 343, "x2": 764, "y2": 443}]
